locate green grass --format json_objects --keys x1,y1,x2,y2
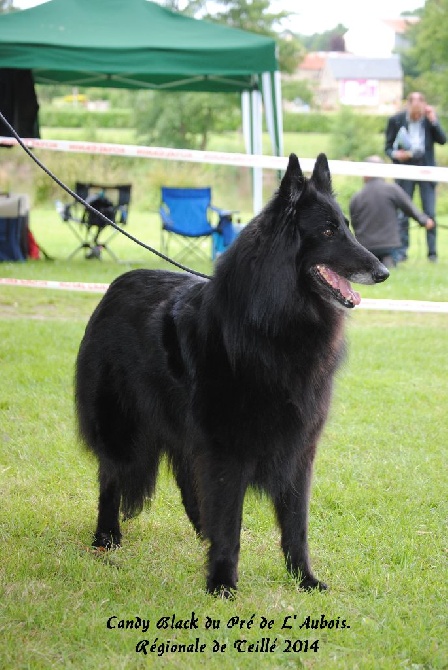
[
  {"x1": 1, "y1": 204, "x2": 447, "y2": 668},
  {"x1": 39, "y1": 127, "x2": 333, "y2": 157},
  {"x1": 1, "y1": 205, "x2": 448, "y2": 301}
]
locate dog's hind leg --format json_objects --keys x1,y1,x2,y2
[
  {"x1": 93, "y1": 461, "x2": 122, "y2": 549},
  {"x1": 274, "y1": 454, "x2": 327, "y2": 591},
  {"x1": 198, "y1": 455, "x2": 252, "y2": 597}
]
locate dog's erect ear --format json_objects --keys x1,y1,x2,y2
[
  {"x1": 279, "y1": 153, "x2": 304, "y2": 199},
  {"x1": 310, "y1": 153, "x2": 332, "y2": 194}
]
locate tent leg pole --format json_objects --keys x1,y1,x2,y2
[{"x1": 252, "y1": 167, "x2": 263, "y2": 214}]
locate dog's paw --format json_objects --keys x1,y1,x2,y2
[
  {"x1": 299, "y1": 575, "x2": 328, "y2": 591},
  {"x1": 207, "y1": 584, "x2": 237, "y2": 600},
  {"x1": 92, "y1": 531, "x2": 121, "y2": 550},
  {"x1": 206, "y1": 575, "x2": 237, "y2": 599}
]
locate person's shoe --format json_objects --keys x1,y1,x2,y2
[{"x1": 428, "y1": 255, "x2": 438, "y2": 263}]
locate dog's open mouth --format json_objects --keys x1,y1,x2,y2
[{"x1": 313, "y1": 264, "x2": 361, "y2": 308}]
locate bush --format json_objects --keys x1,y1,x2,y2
[
  {"x1": 283, "y1": 112, "x2": 332, "y2": 133},
  {"x1": 134, "y1": 91, "x2": 241, "y2": 150},
  {"x1": 282, "y1": 111, "x2": 389, "y2": 135},
  {"x1": 329, "y1": 107, "x2": 383, "y2": 161},
  {"x1": 39, "y1": 107, "x2": 133, "y2": 129}
]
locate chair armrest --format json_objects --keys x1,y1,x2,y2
[
  {"x1": 159, "y1": 206, "x2": 174, "y2": 227},
  {"x1": 210, "y1": 206, "x2": 239, "y2": 217}
]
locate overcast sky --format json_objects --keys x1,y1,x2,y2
[
  {"x1": 275, "y1": 0, "x2": 425, "y2": 34},
  {"x1": 15, "y1": 0, "x2": 426, "y2": 35}
]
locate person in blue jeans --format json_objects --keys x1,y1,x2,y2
[{"x1": 385, "y1": 91, "x2": 446, "y2": 262}]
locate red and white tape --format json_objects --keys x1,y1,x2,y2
[
  {"x1": 0, "y1": 277, "x2": 108, "y2": 293},
  {"x1": 2, "y1": 136, "x2": 448, "y2": 183},
  {"x1": 1, "y1": 277, "x2": 447, "y2": 312}
]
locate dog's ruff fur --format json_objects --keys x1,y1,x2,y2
[{"x1": 75, "y1": 153, "x2": 389, "y2": 595}]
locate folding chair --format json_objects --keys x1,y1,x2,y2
[
  {"x1": 160, "y1": 187, "x2": 235, "y2": 262},
  {"x1": 57, "y1": 182, "x2": 131, "y2": 261}
]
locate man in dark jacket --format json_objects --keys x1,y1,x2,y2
[
  {"x1": 350, "y1": 156, "x2": 434, "y2": 268},
  {"x1": 385, "y1": 91, "x2": 446, "y2": 262}
]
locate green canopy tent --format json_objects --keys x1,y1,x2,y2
[{"x1": 0, "y1": 0, "x2": 283, "y2": 211}]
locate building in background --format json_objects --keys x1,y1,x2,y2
[
  {"x1": 319, "y1": 54, "x2": 403, "y2": 112},
  {"x1": 286, "y1": 16, "x2": 417, "y2": 113}
]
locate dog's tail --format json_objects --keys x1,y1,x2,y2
[
  {"x1": 119, "y1": 457, "x2": 161, "y2": 519},
  {"x1": 98, "y1": 449, "x2": 162, "y2": 521}
]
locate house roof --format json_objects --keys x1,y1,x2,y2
[
  {"x1": 327, "y1": 55, "x2": 402, "y2": 80},
  {"x1": 299, "y1": 52, "x2": 327, "y2": 71},
  {"x1": 382, "y1": 17, "x2": 419, "y2": 34}
]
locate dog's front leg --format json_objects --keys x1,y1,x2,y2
[
  {"x1": 93, "y1": 463, "x2": 122, "y2": 549},
  {"x1": 197, "y1": 454, "x2": 251, "y2": 598},
  {"x1": 274, "y1": 454, "x2": 327, "y2": 591}
]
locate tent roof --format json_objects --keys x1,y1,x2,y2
[{"x1": 0, "y1": 0, "x2": 278, "y2": 92}]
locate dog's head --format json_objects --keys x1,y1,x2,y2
[{"x1": 278, "y1": 153, "x2": 389, "y2": 309}]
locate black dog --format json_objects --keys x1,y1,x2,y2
[{"x1": 76, "y1": 154, "x2": 388, "y2": 596}]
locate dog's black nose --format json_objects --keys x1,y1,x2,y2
[{"x1": 373, "y1": 263, "x2": 390, "y2": 283}]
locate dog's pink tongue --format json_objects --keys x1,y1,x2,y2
[
  {"x1": 326, "y1": 268, "x2": 361, "y2": 305},
  {"x1": 338, "y1": 275, "x2": 361, "y2": 305}
]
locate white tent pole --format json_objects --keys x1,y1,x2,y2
[
  {"x1": 274, "y1": 71, "x2": 284, "y2": 157},
  {"x1": 262, "y1": 70, "x2": 284, "y2": 158},
  {"x1": 241, "y1": 90, "x2": 251, "y2": 154},
  {"x1": 251, "y1": 88, "x2": 263, "y2": 214},
  {"x1": 241, "y1": 88, "x2": 262, "y2": 214},
  {"x1": 243, "y1": 72, "x2": 283, "y2": 214}
]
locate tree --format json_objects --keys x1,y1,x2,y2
[
  {"x1": 402, "y1": 0, "x2": 448, "y2": 110},
  {"x1": 0, "y1": 0, "x2": 15, "y2": 13},
  {"x1": 329, "y1": 33, "x2": 345, "y2": 52},
  {"x1": 278, "y1": 35, "x2": 306, "y2": 76},
  {"x1": 185, "y1": 0, "x2": 305, "y2": 74},
  {"x1": 206, "y1": 0, "x2": 288, "y2": 34},
  {"x1": 135, "y1": 0, "x2": 305, "y2": 149},
  {"x1": 298, "y1": 24, "x2": 348, "y2": 52},
  {"x1": 134, "y1": 90, "x2": 240, "y2": 150},
  {"x1": 281, "y1": 79, "x2": 313, "y2": 107},
  {"x1": 329, "y1": 107, "x2": 382, "y2": 161}
]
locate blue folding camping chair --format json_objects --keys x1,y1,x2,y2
[{"x1": 160, "y1": 187, "x2": 236, "y2": 262}]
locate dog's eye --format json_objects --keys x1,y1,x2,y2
[{"x1": 323, "y1": 228, "x2": 335, "y2": 237}]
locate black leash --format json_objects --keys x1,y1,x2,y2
[{"x1": 0, "y1": 112, "x2": 212, "y2": 280}]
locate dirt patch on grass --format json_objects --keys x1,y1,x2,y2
[{"x1": 0, "y1": 300, "x2": 92, "y2": 321}]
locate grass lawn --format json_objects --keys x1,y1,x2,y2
[{"x1": 0, "y1": 205, "x2": 447, "y2": 669}]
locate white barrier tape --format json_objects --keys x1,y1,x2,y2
[
  {"x1": 358, "y1": 298, "x2": 448, "y2": 313},
  {"x1": 2, "y1": 136, "x2": 448, "y2": 183},
  {"x1": 0, "y1": 277, "x2": 108, "y2": 293},
  {"x1": 1, "y1": 278, "x2": 447, "y2": 312}
]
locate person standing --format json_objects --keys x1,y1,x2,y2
[
  {"x1": 385, "y1": 92, "x2": 446, "y2": 262},
  {"x1": 350, "y1": 157, "x2": 434, "y2": 269}
]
